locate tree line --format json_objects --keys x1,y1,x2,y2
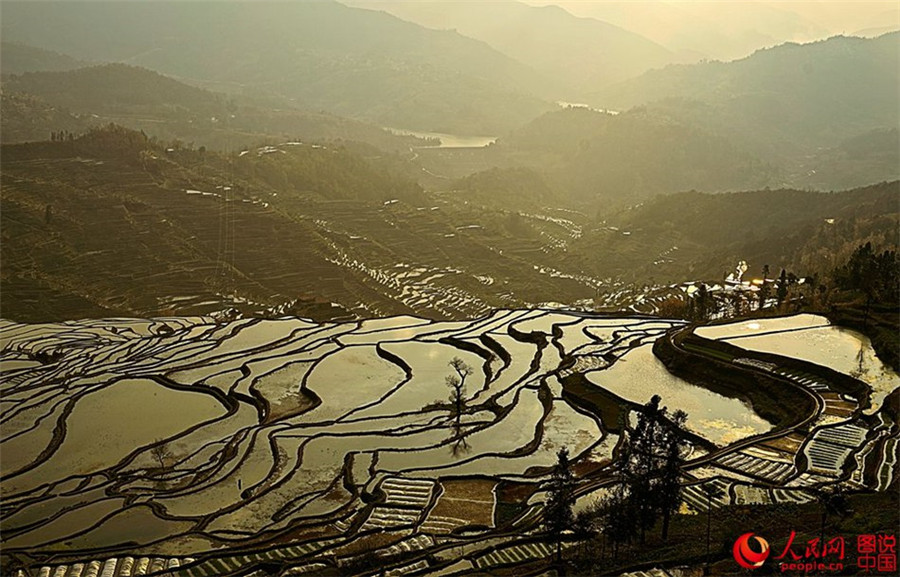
[{"x1": 544, "y1": 396, "x2": 688, "y2": 572}]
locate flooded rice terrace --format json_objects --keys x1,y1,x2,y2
[
  {"x1": 696, "y1": 314, "x2": 900, "y2": 413},
  {"x1": 1, "y1": 310, "x2": 897, "y2": 576}
]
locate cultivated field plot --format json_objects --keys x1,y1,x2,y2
[
  {"x1": 696, "y1": 314, "x2": 900, "y2": 413},
  {"x1": 1, "y1": 311, "x2": 895, "y2": 577},
  {"x1": 0, "y1": 312, "x2": 630, "y2": 555}
]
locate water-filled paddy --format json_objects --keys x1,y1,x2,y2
[
  {"x1": 4, "y1": 378, "x2": 228, "y2": 495},
  {"x1": 697, "y1": 314, "x2": 900, "y2": 412},
  {"x1": 587, "y1": 344, "x2": 772, "y2": 445},
  {"x1": 301, "y1": 345, "x2": 407, "y2": 423},
  {"x1": 348, "y1": 341, "x2": 485, "y2": 419},
  {"x1": 0, "y1": 310, "x2": 884, "y2": 562}
]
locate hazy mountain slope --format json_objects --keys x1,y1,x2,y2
[
  {"x1": 592, "y1": 33, "x2": 900, "y2": 153},
  {"x1": 345, "y1": 0, "x2": 673, "y2": 93},
  {"x1": 0, "y1": 92, "x2": 92, "y2": 143},
  {"x1": 0, "y1": 126, "x2": 612, "y2": 322},
  {"x1": 1, "y1": 63, "x2": 434, "y2": 151},
  {"x1": 541, "y1": 0, "x2": 896, "y2": 61},
  {"x1": 3, "y1": 63, "x2": 225, "y2": 116},
  {"x1": 0, "y1": 42, "x2": 86, "y2": 74},
  {"x1": 437, "y1": 105, "x2": 898, "y2": 214},
  {"x1": 797, "y1": 128, "x2": 900, "y2": 191},
  {"x1": 3, "y1": 126, "x2": 896, "y2": 323},
  {"x1": 1, "y1": 0, "x2": 554, "y2": 134},
  {"x1": 569, "y1": 182, "x2": 900, "y2": 286},
  {"x1": 0, "y1": 127, "x2": 420, "y2": 321},
  {"x1": 493, "y1": 107, "x2": 782, "y2": 205}
]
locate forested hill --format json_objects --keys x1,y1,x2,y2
[
  {"x1": 614, "y1": 184, "x2": 899, "y2": 248},
  {"x1": 600, "y1": 182, "x2": 900, "y2": 283},
  {"x1": 591, "y1": 33, "x2": 900, "y2": 153},
  {"x1": 0, "y1": 126, "x2": 423, "y2": 322},
  {"x1": 0, "y1": 0, "x2": 554, "y2": 134}
]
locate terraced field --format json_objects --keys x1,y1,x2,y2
[
  {"x1": 0, "y1": 140, "x2": 612, "y2": 325},
  {"x1": 1, "y1": 311, "x2": 897, "y2": 576}
]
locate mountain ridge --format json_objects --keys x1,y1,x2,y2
[
  {"x1": 1, "y1": 0, "x2": 556, "y2": 133},
  {"x1": 1, "y1": 62, "x2": 436, "y2": 151},
  {"x1": 590, "y1": 32, "x2": 900, "y2": 153},
  {"x1": 343, "y1": 0, "x2": 674, "y2": 95}
]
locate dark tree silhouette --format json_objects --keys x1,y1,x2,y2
[
  {"x1": 689, "y1": 283, "x2": 713, "y2": 321},
  {"x1": 572, "y1": 505, "x2": 600, "y2": 559},
  {"x1": 545, "y1": 447, "x2": 576, "y2": 566},
  {"x1": 758, "y1": 264, "x2": 772, "y2": 309},
  {"x1": 777, "y1": 268, "x2": 789, "y2": 304},
  {"x1": 622, "y1": 396, "x2": 689, "y2": 543},
  {"x1": 831, "y1": 243, "x2": 900, "y2": 326},
  {"x1": 446, "y1": 357, "x2": 473, "y2": 454},
  {"x1": 599, "y1": 482, "x2": 636, "y2": 559},
  {"x1": 658, "y1": 409, "x2": 688, "y2": 540},
  {"x1": 150, "y1": 440, "x2": 173, "y2": 470},
  {"x1": 701, "y1": 483, "x2": 725, "y2": 574},
  {"x1": 815, "y1": 486, "x2": 849, "y2": 554},
  {"x1": 623, "y1": 396, "x2": 662, "y2": 543}
]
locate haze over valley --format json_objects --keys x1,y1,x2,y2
[{"x1": 1, "y1": 2, "x2": 898, "y2": 576}]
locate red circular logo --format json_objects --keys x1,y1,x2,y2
[{"x1": 733, "y1": 532, "x2": 770, "y2": 569}]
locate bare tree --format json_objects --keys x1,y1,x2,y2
[
  {"x1": 448, "y1": 357, "x2": 473, "y2": 387},
  {"x1": 446, "y1": 357, "x2": 473, "y2": 454},
  {"x1": 150, "y1": 440, "x2": 173, "y2": 470}
]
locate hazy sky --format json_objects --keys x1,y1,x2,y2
[
  {"x1": 352, "y1": 0, "x2": 899, "y2": 60},
  {"x1": 524, "y1": 0, "x2": 900, "y2": 57}
]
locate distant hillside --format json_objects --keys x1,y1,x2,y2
[
  {"x1": 553, "y1": 0, "x2": 858, "y2": 62},
  {"x1": 4, "y1": 63, "x2": 225, "y2": 117},
  {"x1": 3, "y1": 126, "x2": 896, "y2": 324},
  {"x1": 345, "y1": 0, "x2": 673, "y2": 94},
  {"x1": 1, "y1": 0, "x2": 554, "y2": 134},
  {"x1": 493, "y1": 106, "x2": 782, "y2": 205},
  {"x1": 591, "y1": 33, "x2": 900, "y2": 153},
  {"x1": 0, "y1": 91, "x2": 92, "y2": 143},
  {"x1": 795, "y1": 127, "x2": 900, "y2": 191},
  {"x1": 1, "y1": 64, "x2": 433, "y2": 151},
  {"x1": 0, "y1": 126, "x2": 621, "y2": 322},
  {"x1": 449, "y1": 33, "x2": 900, "y2": 204},
  {"x1": 0, "y1": 42, "x2": 85, "y2": 74},
  {"x1": 452, "y1": 167, "x2": 561, "y2": 209},
  {"x1": 593, "y1": 182, "x2": 900, "y2": 284},
  {"x1": 0, "y1": 126, "x2": 421, "y2": 321}
]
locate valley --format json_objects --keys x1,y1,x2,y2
[{"x1": 1, "y1": 1, "x2": 898, "y2": 575}]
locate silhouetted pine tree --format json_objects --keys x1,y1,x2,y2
[
  {"x1": 622, "y1": 396, "x2": 689, "y2": 543},
  {"x1": 777, "y1": 268, "x2": 789, "y2": 304},
  {"x1": 545, "y1": 447, "x2": 576, "y2": 565},
  {"x1": 658, "y1": 409, "x2": 687, "y2": 540}
]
